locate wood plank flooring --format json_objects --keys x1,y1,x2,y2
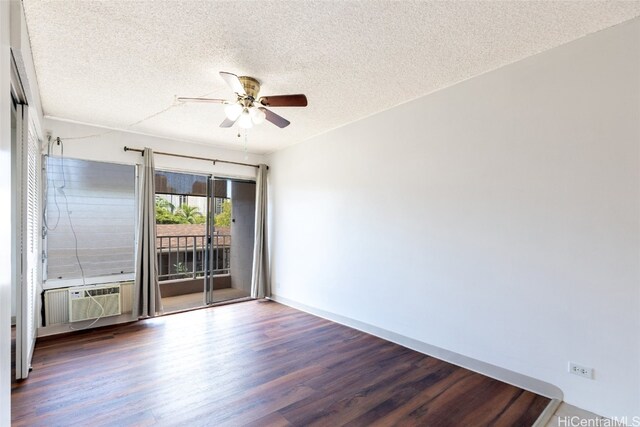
[{"x1": 12, "y1": 300, "x2": 549, "y2": 426}]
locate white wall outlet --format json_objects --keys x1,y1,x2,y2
[{"x1": 569, "y1": 362, "x2": 593, "y2": 379}]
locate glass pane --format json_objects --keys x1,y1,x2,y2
[
  {"x1": 155, "y1": 171, "x2": 210, "y2": 313},
  {"x1": 155, "y1": 172, "x2": 208, "y2": 283}
]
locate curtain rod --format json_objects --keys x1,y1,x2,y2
[{"x1": 123, "y1": 146, "x2": 266, "y2": 169}]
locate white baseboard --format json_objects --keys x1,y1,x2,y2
[
  {"x1": 270, "y1": 294, "x2": 563, "y2": 400},
  {"x1": 533, "y1": 398, "x2": 563, "y2": 427}
]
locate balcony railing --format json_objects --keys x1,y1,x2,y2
[{"x1": 157, "y1": 234, "x2": 230, "y2": 281}]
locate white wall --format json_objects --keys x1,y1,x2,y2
[
  {"x1": 0, "y1": 0, "x2": 13, "y2": 423},
  {"x1": 268, "y1": 18, "x2": 640, "y2": 419}
]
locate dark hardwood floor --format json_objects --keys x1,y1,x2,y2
[{"x1": 12, "y1": 300, "x2": 549, "y2": 426}]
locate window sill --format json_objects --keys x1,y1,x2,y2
[{"x1": 43, "y1": 273, "x2": 135, "y2": 290}]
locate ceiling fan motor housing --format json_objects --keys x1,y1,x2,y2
[{"x1": 239, "y1": 76, "x2": 260, "y2": 99}]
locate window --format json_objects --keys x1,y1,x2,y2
[{"x1": 44, "y1": 157, "x2": 136, "y2": 282}]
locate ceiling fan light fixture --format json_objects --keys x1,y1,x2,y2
[
  {"x1": 224, "y1": 103, "x2": 243, "y2": 121},
  {"x1": 250, "y1": 107, "x2": 266, "y2": 125},
  {"x1": 238, "y1": 108, "x2": 253, "y2": 129},
  {"x1": 178, "y1": 71, "x2": 307, "y2": 130}
]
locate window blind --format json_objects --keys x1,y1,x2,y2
[{"x1": 45, "y1": 157, "x2": 136, "y2": 280}]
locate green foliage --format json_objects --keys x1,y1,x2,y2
[
  {"x1": 173, "y1": 262, "x2": 189, "y2": 276},
  {"x1": 155, "y1": 197, "x2": 175, "y2": 213},
  {"x1": 154, "y1": 198, "x2": 211, "y2": 225},
  {"x1": 156, "y1": 197, "x2": 188, "y2": 224},
  {"x1": 214, "y1": 199, "x2": 231, "y2": 227},
  {"x1": 175, "y1": 204, "x2": 205, "y2": 224}
]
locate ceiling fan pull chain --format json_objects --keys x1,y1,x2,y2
[{"x1": 244, "y1": 130, "x2": 249, "y2": 160}]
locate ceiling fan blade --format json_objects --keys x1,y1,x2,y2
[
  {"x1": 259, "y1": 107, "x2": 290, "y2": 128},
  {"x1": 219, "y1": 71, "x2": 246, "y2": 96},
  {"x1": 220, "y1": 117, "x2": 238, "y2": 128},
  {"x1": 259, "y1": 94, "x2": 308, "y2": 107},
  {"x1": 177, "y1": 97, "x2": 229, "y2": 104}
]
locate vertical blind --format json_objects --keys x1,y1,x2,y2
[{"x1": 45, "y1": 157, "x2": 136, "y2": 280}]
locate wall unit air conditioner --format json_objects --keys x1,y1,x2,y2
[
  {"x1": 43, "y1": 282, "x2": 134, "y2": 326},
  {"x1": 68, "y1": 284, "x2": 122, "y2": 322}
]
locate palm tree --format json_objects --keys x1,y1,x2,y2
[
  {"x1": 155, "y1": 197, "x2": 176, "y2": 213},
  {"x1": 175, "y1": 204, "x2": 204, "y2": 224}
]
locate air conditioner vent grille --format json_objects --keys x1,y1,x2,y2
[
  {"x1": 83, "y1": 287, "x2": 120, "y2": 297},
  {"x1": 69, "y1": 284, "x2": 121, "y2": 322}
]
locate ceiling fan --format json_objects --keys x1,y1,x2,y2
[{"x1": 177, "y1": 71, "x2": 308, "y2": 129}]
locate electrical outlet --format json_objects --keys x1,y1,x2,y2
[{"x1": 569, "y1": 362, "x2": 593, "y2": 379}]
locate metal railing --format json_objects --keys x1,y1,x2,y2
[{"x1": 157, "y1": 234, "x2": 230, "y2": 281}]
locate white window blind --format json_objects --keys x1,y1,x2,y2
[{"x1": 45, "y1": 157, "x2": 136, "y2": 281}]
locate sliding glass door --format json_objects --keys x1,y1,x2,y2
[
  {"x1": 155, "y1": 170, "x2": 210, "y2": 312},
  {"x1": 155, "y1": 172, "x2": 256, "y2": 312},
  {"x1": 204, "y1": 178, "x2": 256, "y2": 305}
]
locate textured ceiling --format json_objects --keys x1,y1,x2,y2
[{"x1": 23, "y1": 1, "x2": 640, "y2": 154}]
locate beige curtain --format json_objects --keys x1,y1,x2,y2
[
  {"x1": 133, "y1": 148, "x2": 162, "y2": 317},
  {"x1": 250, "y1": 164, "x2": 270, "y2": 299}
]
